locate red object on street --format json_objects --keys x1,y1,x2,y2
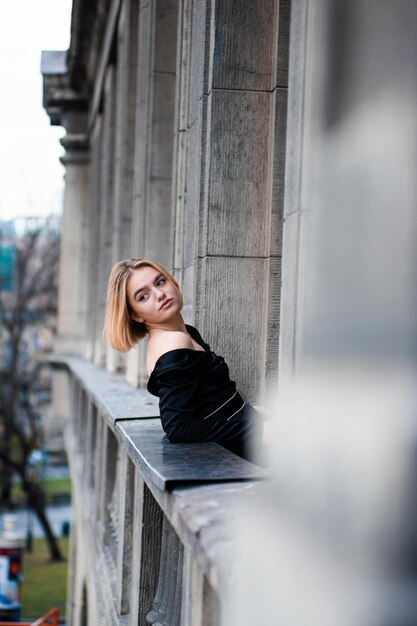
[{"x1": 0, "y1": 605, "x2": 59, "y2": 626}]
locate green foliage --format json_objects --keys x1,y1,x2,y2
[
  {"x1": 11, "y1": 477, "x2": 72, "y2": 506},
  {"x1": 21, "y1": 536, "x2": 69, "y2": 621},
  {"x1": 43, "y1": 477, "x2": 72, "y2": 500}
]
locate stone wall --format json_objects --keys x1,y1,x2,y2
[{"x1": 42, "y1": 0, "x2": 290, "y2": 399}]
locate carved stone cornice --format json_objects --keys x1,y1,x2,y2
[{"x1": 41, "y1": 50, "x2": 88, "y2": 128}]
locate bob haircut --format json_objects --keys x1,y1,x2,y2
[{"x1": 104, "y1": 258, "x2": 183, "y2": 352}]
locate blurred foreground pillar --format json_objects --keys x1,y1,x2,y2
[{"x1": 224, "y1": 1, "x2": 417, "y2": 625}]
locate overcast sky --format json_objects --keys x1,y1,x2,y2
[{"x1": 0, "y1": 1, "x2": 72, "y2": 220}]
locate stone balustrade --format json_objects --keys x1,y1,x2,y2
[{"x1": 54, "y1": 357, "x2": 267, "y2": 626}]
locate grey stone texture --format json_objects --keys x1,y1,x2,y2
[
  {"x1": 63, "y1": 367, "x2": 266, "y2": 626},
  {"x1": 170, "y1": 0, "x2": 288, "y2": 398}
]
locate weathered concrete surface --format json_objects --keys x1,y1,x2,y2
[
  {"x1": 117, "y1": 418, "x2": 268, "y2": 490},
  {"x1": 50, "y1": 355, "x2": 159, "y2": 427},
  {"x1": 65, "y1": 366, "x2": 268, "y2": 626}
]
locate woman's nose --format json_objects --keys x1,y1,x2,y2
[{"x1": 155, "y1": 286, "x2": 165, "y2": 299}]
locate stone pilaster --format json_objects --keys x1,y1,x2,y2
[
  {"x1": 55, "y1": 128, "x2": 90, "y2": 356},
  {"x1": 126, "y1": 0, "x2": 179, "y2": 387},
  {"x1": 172, "y1": 0, "x2": 290, "y2": 401}
]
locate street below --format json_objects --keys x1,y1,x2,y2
[{"x1": 0, "y1": 505, "x2": 72, "y2": 540}]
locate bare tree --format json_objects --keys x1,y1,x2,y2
[{"x1": 0, "y1": 219, "x2": 63, "y2": 561}]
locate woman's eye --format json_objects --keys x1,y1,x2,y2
[
  {"x1": 138, "y1": 293, "x2": 148, "y2": 302},
  {"x1": 157, "y1": 278, "x2": 166, "y2": 286}
]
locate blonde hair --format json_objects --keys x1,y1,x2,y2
[{"x1": 104, "y1": 258, "x2": 183, "y2": 352}]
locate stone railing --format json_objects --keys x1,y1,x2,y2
[{"x1": 55, "y1": 357, "x2": 267, "y2": 626}]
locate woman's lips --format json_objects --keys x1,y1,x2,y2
[{"x1": 160, "y1": 299, "x2": 173, "y2": 310}]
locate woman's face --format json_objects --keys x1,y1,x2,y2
[{"x1": 126, "y1": 265, "x2": 181, "y2": 326}]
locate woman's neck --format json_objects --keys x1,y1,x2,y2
[{"x1": 146, "y1": 313, "x2": 187, "y2": 336}]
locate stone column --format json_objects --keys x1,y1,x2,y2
[
  {"x1": 127, "y1": 0, "x2": 179, "y2": 387},
  {"x1": 106, "y1": 0, "x2": 140, "y2": 374},
  {"x1": 82, "y1": 67, "x2": 117, "y2": 366},
  {"x1": 56, "y1": 120, "x2": 90, "y2": 356},
  {"x1": 172, "y1": 0, "x2": 291, "y2": 401},
  {"x1": 83, "y1": 115, "x2": 102, "y2": 362},
  {"x1": 92, "y1": 68, "x2": 117, "y2": 365},
  {"x1": 41, "y1": 51, "x2": 90, "y2": 357},
  {"x1": 51, "y1": 114, "x2": 89, "y2": 433}
]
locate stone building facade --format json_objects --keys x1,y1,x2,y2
[
  {"x1": 42, "y1": 0, "x2": 289, "y2": 397},
  {"x1": 42, "y1": 0, "x2": 417, "y2": 625}
]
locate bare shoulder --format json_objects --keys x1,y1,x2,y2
[
  {"x1": 147, "y1": 331, "x2": 194, "y2": 374},
  {"x1": 154, "y1": 330, "x2": 194, "y2": 353}
]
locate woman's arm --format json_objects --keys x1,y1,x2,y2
[
  {"x1": 156, "y1": 362, "x2": 209, "y2": 442},
  {"x1": 153, "y1": 351, "x2": 231, "y2": 443}
]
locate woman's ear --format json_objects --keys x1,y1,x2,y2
[{"x1": 131, "y1": 313, "x2": 144, "y2": 324}]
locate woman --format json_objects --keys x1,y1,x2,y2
[{"x1": 104, "y1": 258, "x2": 263, "y2": 463}]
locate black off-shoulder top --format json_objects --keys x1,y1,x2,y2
[{"x1": 147, "y1": 325, "x2": 262, "y2": 461}]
